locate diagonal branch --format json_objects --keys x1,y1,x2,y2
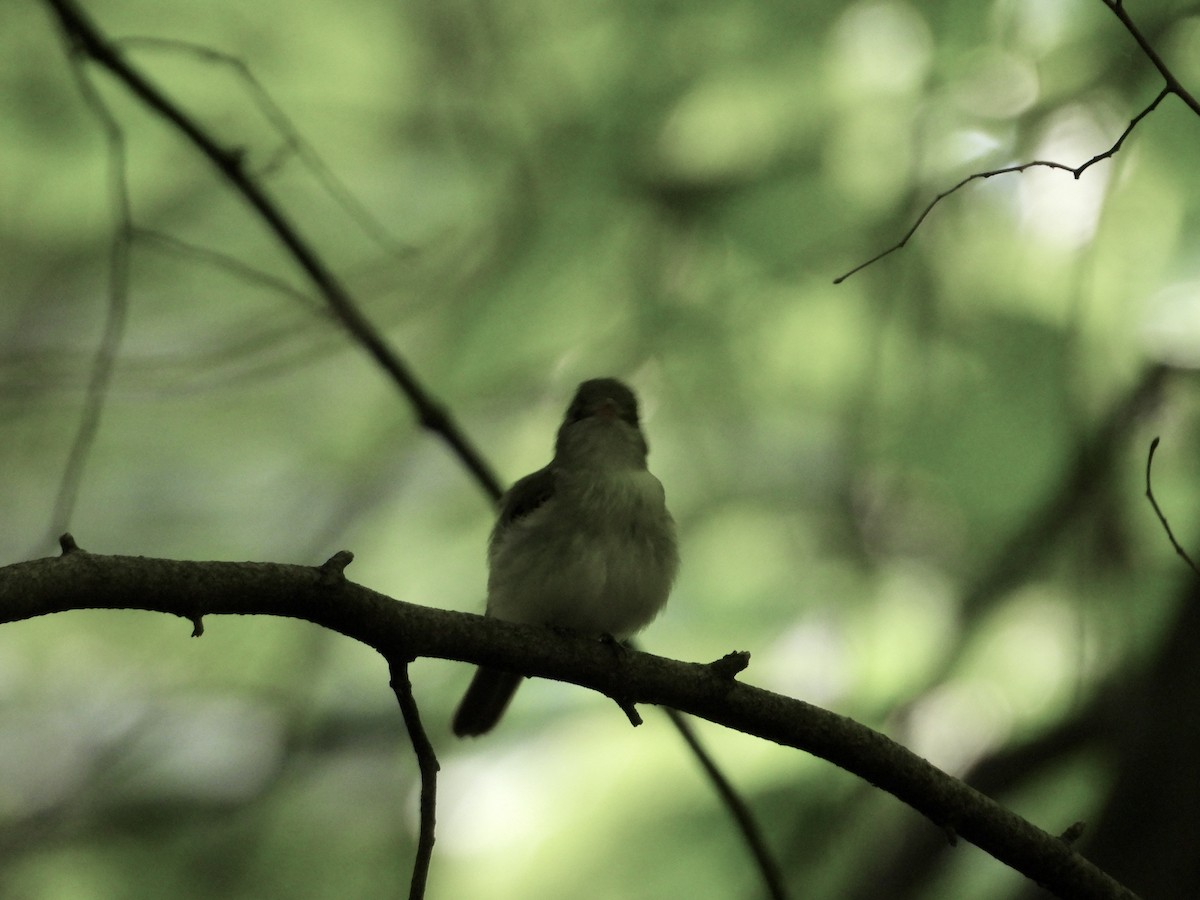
[
  {"x1": 42, "y1": 0, "x2": 503, "y2": 503},
  {"x1": 0, "y1": 543, "x2": 1141, "y2": 900},
  {"x1": 1101, "y1": 0, "x2": 1200, "y2": 118}
]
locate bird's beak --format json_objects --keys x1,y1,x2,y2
[{"x1": 595, "y1": 398, "x2": 619, "y2": 419}]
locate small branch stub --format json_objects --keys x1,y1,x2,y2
[
  {"x1": 708, "y1": 651, "x2": 751, "y2": 680},
  {"x1": 318, "y1": 550, "x2": 354, "y2": 586},
  {"x1": 616, "y1": 697, "x2": 643, "y2": 727},
  {"x1": 58, "y1": 533, "x2": 82, "y2": 555},
  {"x1": 1059, "y1": 821, "x2": 1087, "y2": 846}
]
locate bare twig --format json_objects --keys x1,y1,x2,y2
[
  {"x1": 836, "y1": 0, "x2": 1200, "y2": 284},
  {"x1": 43, "y1": 0, "x2": 503, "y2": 503},
  {"x1": 1144, "y1": 437, "x2": 1200, "y2": 577},
  {"x1": 664, "y1": 707, "x2": 789, "y2": 900},
  {"x1": 135, "y1": 228, "x2": 322, "y2": 312},
  {"x1": 389, "y1": 658, "x2": 441, "y2": 900},
  {"x1": 43, "y1": 54, "x2": 133, "y2": 549},
  {"x1": 834, "y1": 86, "x2": 1171, "y2": 284}
]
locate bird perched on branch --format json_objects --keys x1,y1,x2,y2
[{"x1": 452, "y1": 378, "x2": 678, "y2": 737}]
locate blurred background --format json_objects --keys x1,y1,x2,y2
[{"x1": 3, "y1": 0, "x2": 1200, "y2": 897}]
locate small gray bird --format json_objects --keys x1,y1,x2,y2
[{"x1": 452, "y1": 378, "x2": 679, "y2": 737}]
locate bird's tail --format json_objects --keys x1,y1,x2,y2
[{"x1": 452, "y1": 667, "x2": 524, "y2": 737}]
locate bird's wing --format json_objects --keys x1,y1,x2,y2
[{"x1": 495, "y1": 465, "x2": 555, "y2": 531}]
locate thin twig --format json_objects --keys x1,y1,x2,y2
[
  {"x1": 834, "y1": 87, "x2": 1171, "y2": 284},
  {"x1": 43, "y1": 53, "x2": 133, "y2": 549},
  {"x1": 389, "y1": 658, "x2": 441, "y2": 900},
  {"x1": 837, "y1": 0, "x2": 1197, "y2": 284},
  {"x1": 1144, "y1": 437, "x2": 1200, "y2": 577},
  {"x1": 664, "y1": 707, "x2": 789, "y2": 900},
  {"x1": 43, "y1": 0, "x2": 503, "y2": 503},
  {"x1": 135, "y1": 228, "x2": 323, "y2": 312},
  {"x1": 114, "y1": 36, "x2": 416, "y2": 260}
]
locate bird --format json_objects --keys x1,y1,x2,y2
[{"x1": 452, "y1": 377, "x2": 679, "y2": 737}]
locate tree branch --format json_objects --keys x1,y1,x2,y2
[
  {"x1": 41, "y1": 0, "x2": 503, "y2": 504},
  {"x1": 0, "y1": 542, "x2": 1139, "y2": 900},
  {"x1": 1101, "y1": 0, "x2": 1200, "y2": 118}
]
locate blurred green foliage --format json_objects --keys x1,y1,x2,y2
[{"x1": 3, "y1": 0, "x2": 1200, "y2": 898}]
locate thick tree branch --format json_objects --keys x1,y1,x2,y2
[{"x1": 0, "y1": 544, "x2": 1138, "y2": 900}]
